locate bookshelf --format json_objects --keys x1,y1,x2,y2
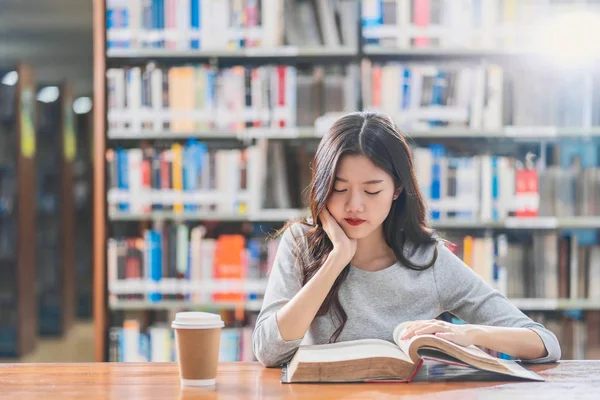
[
  {"x1": 75, "y1": 107, "x2": 94, "y2": 318},
  {"x1": 35, "y1": 82, "x2": 77, "y2": 336},
  {"x1": 94, "y1": 0, "x2": 600, "y2": 362},
  {"x1": 0, "y1": 64, "x2": 37, "y2": 357}
]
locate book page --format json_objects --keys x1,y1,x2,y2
[
  {"x1": 392, "y1": 326, "x2": 544, "y2": 381},
  {"x1": 296, "y1": 339, "x2": 413, "y2": 364},
  {"x1": 392, "y1": 321, "x2": 511, "y2": 365}
]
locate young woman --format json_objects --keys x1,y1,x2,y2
[{"x1": 252, "y1": 111, "x2": 561, "y2": 367}]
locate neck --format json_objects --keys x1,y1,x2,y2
[{"x1": 352, "y1": 225, "x2": 395, "y2": 264}]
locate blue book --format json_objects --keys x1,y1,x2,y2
[
  {"x1": 429, "y1": 70, "x2": 446, "y2": 126},
  {"x1": 116, "y1": 148, "x2": 129, "y2": 211},
  {"x1": 191, "y1": 0, "x2": 200, "y2": 49},
  {"x1": 429, "y1": 144, "x2": 445, "y2": 221},
  {"x1": 106, "y1": 0, "x2": 114, "y2": 49},
  {"x1": 183, "y1": 139, "x2": 207, "y2": 212},
  {"x1": 157, "y1": 0, "x2": 164, "y2": 48},
  {"x1": 152, "y1": 0, "x2": 159, "y2": 48},
  {"x1": 146, "y1": 230, "x2": 163, "y2": 302},
  {"x1": 361, "y1": 0, "x2": 382, "y2": 45},
  {"x1": 121, "y1": 0, "x2": 130, "y2": 48},
  {"x1": 491, "y1": 157, "x2": 499, "y2": 221},
  {"x1": 401, "y1": 68, "x2": 411, "y2": 110}
]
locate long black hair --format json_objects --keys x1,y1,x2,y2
[{"x1": 280, "y1": 111, "x2": 438, "y2": 342}]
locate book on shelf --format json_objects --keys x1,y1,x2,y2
[
  {"x1": 363, "y1": 62, "x2": 502, "y2": 131},
  {"x1": 106, "y1": 140, "x2": 314, "y2": 214},
  {"x1": 413, "y1": 143, "x2": 600, "y2": 223},
  {"x1": 107, "y1": 223, "x2": 278, "y2": 303},
  {"x1": 529, "y1": 311, "x2": 600, "y2": 361},
  {"x1": 106, "y1": 141, "x2": 258, "y2": 214},
  {"x1": 106, "y1": 0, "x2": 359, "y2": 51},
  {"x1": 441, "y1": 231, "x2": 600, "y2": 302},
  {"x1": 364, "y1": 60, "x2": 600, "y2": 130},
  {"x1": 281, "y1": 320, "x2": 543, "y2": 383},
  {"x1": 109, "y1": 312, "x2": 258, "y2": 362},
  {"x1": 361, "y1": 0, "x2": 580, "y2": 51},
  {"x1": 107, "y1": 63, "x2": 359, "y2": 134}
]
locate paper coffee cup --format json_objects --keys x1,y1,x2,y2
[{"x1": 172, "y1": 312, "x2": 225, "y2": 387}]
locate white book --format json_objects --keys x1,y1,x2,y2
[
  {"x1": 315, "y1": 0, "x2": 341, "y2": 46},
  {"x1": 190, "y1": 225, "x2": 206, "y2": 294},
  {"x1": 408, "y1": 66, "x2": 423, "y2": 113},
  {"x1": 570, "y1": 235, "x2": 579, "y2": 299},
  {"x1": 498, "y1": 158, "x2": 515, "y2": 219},
  {"x1": 212, "y1": 0, "x2": 231, "y2": 49},
  {"x1": 483, "y1": 65, "x2": 503, "y2": 130},
  {"x1": 469, "y1": 66, "x2": 485, "y2": 130},
  {"x1": 344, "y1": 64, "x2": 360, "y2": 113},
  {"x1": 251, "y1": 67, "x2": 262, "y2": 125},
  {"x1": 361, "y1": 59, "x2": 373, "y2": 111},
  {"x1": 396, "y1": 0, "x2": 411, "y2": 48},
  {"x1": 262, "y1": 0, "x2": 284, "y2": 48},
  {"x1": 149, "y1": 326, "x2": 171, "y2": 362},
  {"x1": 150, "y1": 67, "x2": 163, "y2": 133},
  {"x1": 177, "y1": 0, "x2": 190, "y2": 49},
  {"x1": 412, "y1": 147, "x2": 433, "y2": 201},
  {"x1": 200, "y1": 239, "x2": 216, "y2": 302},
  {"x1": 246, "y1": 142, "x2": 268, "y2": 214},
  {"x1": 127, "y1": 67, "x2": 142, "y2": 131},
  {"x1": 123, "y1": 321, "x2": 141, "y2": 362},
  {"x1": 481, "y1": 0, "x2": 498, "y2": 49},
  {"x1": 176, "y1": 224, "x2": 189, "y2": 277},
  {"x1": 285, "y1": 66, "x2": 297, "y2": 127},
  {"x1": 381, "y1": 64, "x2": 399, "y2": 117},
  {"x1": 129, "y1": 0, "x2": 141, "y2": 48}
]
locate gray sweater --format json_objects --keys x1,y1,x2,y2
[{"x1": 252, "y1": 223, "x2": 561, "y2": 367}]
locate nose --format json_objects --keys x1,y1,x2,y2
[{"x1": 345, "y1": 189, "x2": 364, "y2": 213}]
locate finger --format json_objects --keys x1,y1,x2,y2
[
  {"x1": 403, "y1": 320, "x2": 444, "y2": 338},
  {"x1": 319, "y1": 207, "x2": 332, "y2": 226},
  {"x1": 414, "y1": 324, "x2": 451, "y2": 336},
  {"x1": 400, "y1": 321, "x2": 433, "y2": 339}
]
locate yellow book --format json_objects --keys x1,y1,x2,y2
[
  {"x1": 463, "y1": 236, "x2": 473, "y2": 268},
  {"x1": 171, "y1": 143, "x2": 183, "y2": 213}
]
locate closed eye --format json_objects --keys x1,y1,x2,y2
[
  {"x1": 366, "y1": 191, "x2": 382, "y2": 195},
  {"x1": 333, "y1": 189, "x2": 347, "y2": 193}
]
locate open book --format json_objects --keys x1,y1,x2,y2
[{"x1": 281, "y1": 321, "x2": 544, "y2": 383}]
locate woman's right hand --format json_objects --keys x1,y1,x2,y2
[{"x1": 319, "y1": 207, "x2": 357, "y2": 265}]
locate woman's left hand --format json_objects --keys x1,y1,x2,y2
[{"x1": 399, "y1": 319, "x2": 480, "y2": 347}]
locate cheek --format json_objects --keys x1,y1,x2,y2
[
  {"x1": 372, "y1": 195, "x2": 395, "y2": 218},
  {"x1": 326, "y1": 196, "x2": 343, "y2": 217}
]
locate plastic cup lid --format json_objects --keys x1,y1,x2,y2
[{"x1": 171, "y1": 312, "x2": 225, "y2": 329}]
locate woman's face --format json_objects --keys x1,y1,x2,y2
[{"x1": 326, "y1": 154, "x2": 399, "y2": 240}]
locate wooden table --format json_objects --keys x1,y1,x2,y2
[{"x1": 0, "y1": 361, "x2": 598, "y2": 399}]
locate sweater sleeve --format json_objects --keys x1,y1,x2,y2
[
  {"x1": 252, "y1": 224, "x2": 307, "y2": 367},
  {"x1": 432, "y1": 242, "x2": 561, "y2": 363}
]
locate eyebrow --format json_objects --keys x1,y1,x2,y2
[{"x1": 335, "y1": 177, "x2": 384, "y2": 184}]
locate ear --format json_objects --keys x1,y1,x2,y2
[{"x1": 393, "y1": 186, "x2": 403, "y2": 200}]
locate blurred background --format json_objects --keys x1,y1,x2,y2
[{"x1": 1, "y1": 0, "x2": 600, "y2": 364}]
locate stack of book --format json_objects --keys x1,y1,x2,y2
[
  {"x1": 109, "y1": 311, "x2": 258, "y2": 362},
  {"x1": 107, "y1": 224, "x2": 279, "y2": 304},
  {"x1": 106, "y1": 0, "x2": 359, "y2": 50},
  {"x1": 107, "y1": 63, "x2": 359, "y2": 134}
]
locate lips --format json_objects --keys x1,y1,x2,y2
[{"x1": 344, "y1": 218, "x2": 365, "y2": 226}]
